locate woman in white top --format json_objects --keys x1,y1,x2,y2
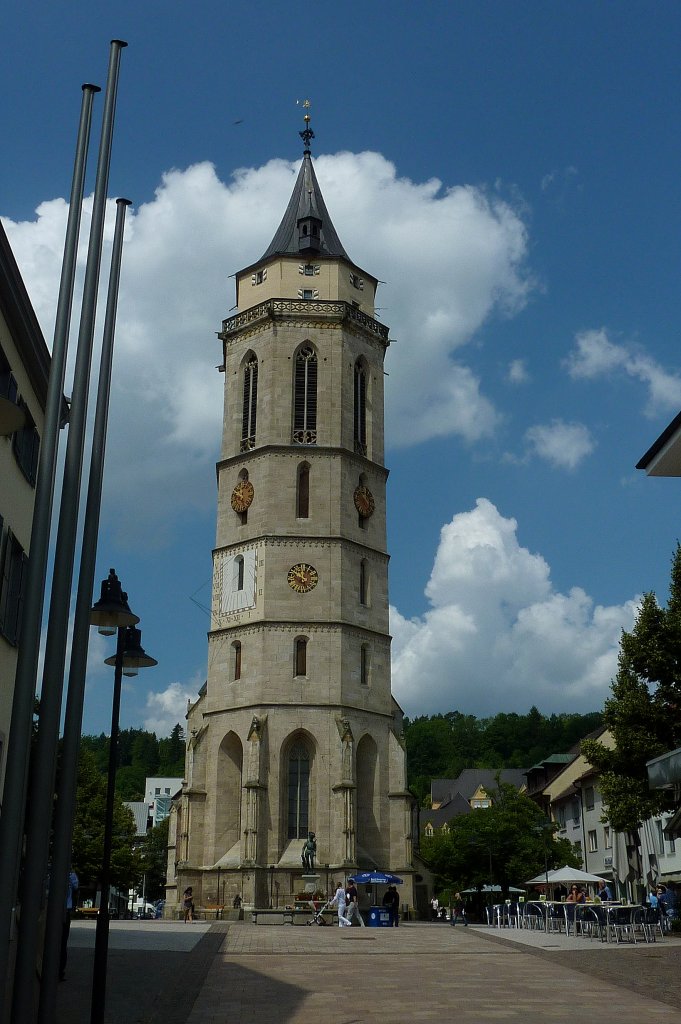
[{"x1": 329, "y1": 883, "x2": 351, "y2": 927}]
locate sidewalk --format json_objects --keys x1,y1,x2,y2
[{"x1": 56, "y1": 919, "x2": 681, "y2": 1023}]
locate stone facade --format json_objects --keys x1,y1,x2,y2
[{"x1": 167, "y1": 146, "x2": 415, "y2": 912}]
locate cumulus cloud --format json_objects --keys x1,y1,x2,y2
[
  {"x1": 524, "y1": 419, "x2": 595, "y2": 470},
  {"x1": 390, "y1": 499, "x2": 638, "y2": 716},
  {"x1": 2, "y1": 151, "x2": 533, "y2": 542},
  {"x1": 507, "y1": 358, "x2": 529, "y2": 384},
  {"x1": 566, "y1": 328, "x2": 681, "y2": 417},
  {"x1": 143, "y1": 679, "x2": 199, "y2": 736}
]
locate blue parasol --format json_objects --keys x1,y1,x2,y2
[{"x1": 351, "y1": 871, "x2": 403, "y2": 885}]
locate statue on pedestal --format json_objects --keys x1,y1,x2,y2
[{"x1": 301, "y1": 831, "x2": 317, "y2": 872}]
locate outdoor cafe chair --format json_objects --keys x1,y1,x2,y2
[
  {"x1": 522, "y1": 902, "x2": 545, "y2": 931},
  {"x1": 610, "y1": 905, "x2": 638, "y2": 944},
  {"x1": 578, "y1": 906, "x2": 606, "y2": 942}
]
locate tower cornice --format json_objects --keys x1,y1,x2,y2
[
  {"x1": 219, "y1": 297, "x2": 389, "y2": 347},
  {"x1": 215, "y1": 443, "x2": 390, "y2": 479}
]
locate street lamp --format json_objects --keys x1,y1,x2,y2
[
  {"x1": 533, "y1": 819, "x2": 554, "y2": 894},
  {"x1": 90, "y1": 572, "x2": 156, "y2": 1024}
]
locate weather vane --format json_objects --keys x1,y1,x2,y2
[{"x1": 297, "y1": 98, "x2": 315, "y2": 153}]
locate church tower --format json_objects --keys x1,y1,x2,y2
[{"x1": 170, "y1": 111, "x2": 415, "y2": 911}]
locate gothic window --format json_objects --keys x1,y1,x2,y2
[
  {"x1": 359, "y1": 559, "x2": 368, "y2": 606},
  {"x1": 360, "y1": 643, "x2": 370, "y2": 686},
  {"x1": 354, "y1": 360, "x2": 367, "y2": 457},
  {"x1": 295, "y1": 636, "x2": 308, "y2": 677},
  {"x1": 293, "y1": 345, "x2": 317, "y2": 445},
  {"x1": 296, "y1": 463, "x2": 310, "y2": 519},
  {"x1": 241, "y1": 354, "x2": 258, "y2": 452},
  {"x1": 231, "y1": 641, "x2": 242, "y2": 681},
  {"x1": 287, "y1": 742, "x2": 310, "y2": 839}
]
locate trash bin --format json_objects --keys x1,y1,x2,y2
[{"x1": 367, "y1": 906, "x2": 391, "y2": 927}]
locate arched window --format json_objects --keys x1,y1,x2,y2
[
  {"x1": 293, "y1": 345, "x2": 317, "y2": 445},
  {"x1": 234, "y1": 555, "x2": 244, "y2": 592},
  {"x1": 287, "y1": 742, "x2": 310, "y2": 839},
  {"x1": 359, "y1": 559, "x2": 368, "y2": 606},
  {"x1": 354, "y1": 360, "x2": 367, "y2": 457},
  {"x1": 231, "y1": 640, "x2": 242, "y2": 681},
  {"x1": 295, "y1": 636, "x2": 308, "y2": 677},
  {"x1": 241, "y1": 354, "x2": 258, "y2": 452},
  {"x1": 297, "y1": 463, "x2": 310, "y2": 518},
  {"x1": 360, "y1": 643, "x2": 370, "y2": 686}
]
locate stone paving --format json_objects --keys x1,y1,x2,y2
[{"x1": 55, "y1": 919, "x2": 681, "y2": 1024}]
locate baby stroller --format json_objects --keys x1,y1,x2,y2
[{"x1": 307, "y1": 898, "x2": 331, "y2": 925}]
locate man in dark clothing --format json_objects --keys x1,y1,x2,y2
[
  {"x1": 382, "y1": 885, "x2": 400, "y2": 927},
  {"x1": 345, "y1": 879, "x2": 364, "y2": 926}
]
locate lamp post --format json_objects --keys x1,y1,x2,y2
[
  {"x1": 89, "y1": 573, "x2": 156, "y2": 1024},
  {"x1": 533, "y1": 819, "x2": 553, "y2": 895}
]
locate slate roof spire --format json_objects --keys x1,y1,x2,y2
[{"x1": 260, "y1": 101, "x2": 349, "y2": 262}]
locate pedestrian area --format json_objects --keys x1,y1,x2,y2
[
  {"x1": 57, "y1": 920, "x2": 681, "y2": 1024},
  {"x1": 186, "y1": 922, "x2": 681, "y2": 1024}
]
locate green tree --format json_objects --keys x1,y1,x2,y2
[
  {"x1": 158, "y1": 723, "x2": 186, "y2": 777},
  {"x1": 421, "y1": 781, "x2": 579, "y2": 896},
  {"x1": 581, "y1": 546, "x2": 681, "y2": 833},
  {"x1": 72, "y1": 748, "x2": 143, "y2": 892},
  {"x1": 140, "y1": 817, "x2": 169, "y2": 901}
]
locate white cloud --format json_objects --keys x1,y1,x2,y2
[
  {"x1": 2, "y1": 152, "x2": 533, "y2": 542},
  {"x1": 391, "y1": 499, "x2": 638, "y2": 717},
  {"x1": 507, "y1": 358, "x2": 529, "y2": 384},
  {"x1": 143, "y1": 678, "x2": 199, "y2": 736},
  {"x1": 566, "y1": 328, "x2": 681, "y2": 417},
  {"x1": 524, "y1": 419, "x2": 595, "y2": 469}
]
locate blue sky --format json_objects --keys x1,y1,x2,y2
[{"x1": 4, "y1": 2, "x2": 681, "y2": 734}]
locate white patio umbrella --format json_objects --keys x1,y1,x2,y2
[{"x1": 525, "y1": 865, "x2": 606, "y2": 886}]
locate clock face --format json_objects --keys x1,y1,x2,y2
[
  {"x1": 354, "y1": 485, "x2": 375, "y2": 519},
  {"x1": 287, "y1": 562, "x2": 319, "y2": 594},
  {"x1": 231, "y1": 479, "x2": 254, "y2": 513}
]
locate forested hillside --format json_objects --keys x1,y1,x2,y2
[
  {"x1": 404, "y1": 706, "x2": 602, "y2": 803},
  {"x1": 81, "y1": 723, "x2": 186, "y2": 800}
]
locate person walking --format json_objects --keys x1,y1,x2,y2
[
  {"x1": 329, "y1": 881, "x2": 351, "y2": 927},
  {"x1": 183, "y1": 886, "x2": 195, "y2": 922},
  {"x1": 450, "y1": 892, "x2": 467, "y2": 927},
  {"x1": 59, "y1": 867, "x2": 79, "y2": 981},
  {"x1": 345, "y1": 878, "x2": 365, "y2": 927}
]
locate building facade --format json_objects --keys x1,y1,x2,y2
[
  {"x1": 0, "y1": 222, "x2": 63, "y2": 803},
  {"x1": 167, "y1": 124, "x2": 414, "y2": 911}
]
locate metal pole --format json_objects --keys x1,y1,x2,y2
[
  {"x1": 37, "y1": 198, "x2": 131, "y2": 1024},
  {"x1": 10, "y1": 41, "x2": 126, "y2": 1024},
  {"x1": 90, "y1": 627, "x2": 125, "y2": 1024},
  {"x1": 0, "y1": 82, "x2": 99, "y2": 1013}
]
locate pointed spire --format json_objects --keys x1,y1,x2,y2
[{"x1": 259, "y1": 102, "x2": 349, "y2": 262}]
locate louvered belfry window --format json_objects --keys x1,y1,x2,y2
[
  {"x1": 241, "y1": 356, "x2": 258, "y2": 452},
  {"x1": 293, "y1": 345, "x2": 317, "y2": 444},
  {"x1": 354, "y1": 361, "x2": 367, "y2": 456}
]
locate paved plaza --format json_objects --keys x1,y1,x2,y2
[{"x1": 55, "y1": 919, "x2": 681, "y2": 1024}]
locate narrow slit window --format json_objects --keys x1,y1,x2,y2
[
  {"x1": 295, "y1": 636, "x2": 308, "y2": 677},
  {"x1": 297, "y1": 464, "x2": 310, "y2": 518},
  {"x1": 232, "y1": 641, "x2": 242, "y2": 680}
]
